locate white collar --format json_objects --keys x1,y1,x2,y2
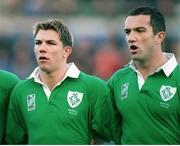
[
  {"x1": 28, "y1": 62, "x2": 80, "y2": 84},
  {"x1": 129, "y1": 53, "x2": 177, "y2": 77}
]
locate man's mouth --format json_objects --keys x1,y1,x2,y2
[
  {"x1": 39, "y1": 56, "x2": 49, "y2": 61},
  {"x1": 129, "y1": 45, "x2": 139, "y2": 54},
  {"x1": 130, "y1": 45, "x2": 138, "y2": 50}
]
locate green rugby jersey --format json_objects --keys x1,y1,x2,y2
[
  {"x1": 6, "y1": 71, "x2": 118, "y2": 144},
  {"x1": 0, "y1": 70, "x2": 19, "y2": 144},
  {"x1": 108, "y1": 64, "x2": 180, "y2": 144}
]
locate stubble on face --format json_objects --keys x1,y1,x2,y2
[
  {"x1": 125, "y1": 15, "x2": 156, "y2": 64},
  {"x1": 34, "y1": 30, "x2": 65, "y2": 74}
]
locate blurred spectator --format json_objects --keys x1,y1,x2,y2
[
  {"x1": 22, "y1": 0, "x2": 48, "y2": 15},
  {"x1": 71, "y1": 37, "x2": 95, "y2": 74},
  {"x1": 2, "y1": 0, "x2": 22, "y2": 15},
  {"x1": 92, "y1": 0, "x2": 117, "y2": 16},
  {"x1": 0, "y1": 0, "x2": 179, "y2": 80},
  {"x1": 92, "y1": 42, "x2": 126, "y2": 80},
  {"x1": 10, "y1": 37, "x2": 35, "y2": 79},
  {"x1": 168, "y1": 25, "x2": 180, "y2": 63},
  {"x1": 0, "y1": 48, "x2": 10, "y2": 70},
  {"x1": 22, "y1": 0, "x2": 78, "y2": 16},
  {"x1": 49, "y1": 0, "x2": 78, "y2": 15},
  {"x1": 0, "y1": 35, "x2": 14, "y2": 71},
  {"x1": 157, "y1": 0, "x2": 174, "y2": 15},
  {"x1": 172, "y1": 43, "x2": 180, "y2": 63},
  {"x1": 170, "y1": 39, "x2": 180, "y2": 63}
]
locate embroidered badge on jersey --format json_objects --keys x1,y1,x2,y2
[
  {"x1": 27, "y1": 94, "x2": 36, "y2": 111},
  {"x1": 67, "y1": 91, "x2": 83, "y2": 108},
  {"x1": 160, "y1": 85, "x2": 177, "y2": 101},
  {"x1": 121, "y1": 83, "x2": 129, "y2": 100}
]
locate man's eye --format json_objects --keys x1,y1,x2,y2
[
  {"x1": 47, "y1": 41, "x2": 56, "y2": 45},
  {"x1": 35, "y1": 41, "x2": 41, "y2": 45},
  {"x1": 137, "y1": 29, "x2": 145, "y2": 33},
  {"x1": 124, "y1": 30, "x2": 130, "y2": 35}
]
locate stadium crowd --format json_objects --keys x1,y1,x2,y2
[{"x1": 0, "y1": 0, "x2": 179, "y2": 80}]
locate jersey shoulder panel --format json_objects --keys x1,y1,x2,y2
[
  {"x1": 78, "y1": 72, "x2": 110, "y2": 98},
  {"x1": 79, "y1": 72, "x2": 107, "y2": 88},
  {"x1": 11, "y1": 78, "x2": 35, "y2": 95},
  {"x1": 108, "y1": 65, "x2": 132, "y2": 85},
  {"x1": 0, "y1": 70, "x2": 20, "y2": 89}
]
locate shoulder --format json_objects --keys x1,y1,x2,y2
[
  {"x1": 10, "y1": 78, "x2": 36, "y2": 97},
  {"x1": 171, "y1": 64, "x2": 180, "y2": 77},
  {"x1": 0, "y1": 70, "x2": 20, "y2": 88},
  {"x1": 172, "y1": 64, "x2": 180, "y2": 82},
  {"x1": 175, "y1": 64, "x2": 180, "y2": 70},
  {"x1": 0, "y1": 70, "x2": 19, "y2": 81},
  {"x1": 78, "y1": 72, "x2": 111, "y2": 103},
  {"x1": 13, "y1": 78, "x2": 34, "y2": 90},
  {"x1": 10, "y1": 79, "x2": 35, "y2": 101},
  {"x1": 113, "y1": 65, "x2": 132, "y2": 76},
  {"x1": 108, "y1": 65, "x2": 132, "y2": 83},
  {"x1": 79, "y1": 72, "x2": 107, "y2": 86},
  {"x1": 78, "y1": 72, "x2": 109, "y2": 93}
]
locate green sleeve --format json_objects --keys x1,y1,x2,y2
[
  {"x1": 90, "y1": 80, "x2": 121, "y2": 143},
  {"x1": 5, "y1": 84, "x2": 27, "y2": 144},
  {"x1": 0, "y1": 71, "x2": 20, "y2": 144},
  {"x1": 107, "y1": 77, "x2": 122, "y2": 144},
  {"x1": 91, "y1": 86, "x2": 112, "y2": 141}
]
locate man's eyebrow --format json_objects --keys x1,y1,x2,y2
[
  {"x1": 35, "y1": 39, "x2": 42, "y2": 42},
  {"x1": 46, "y1": 39, "x2": 57, "y2": 42},
  {"x1": 124, "y1": 28, "x2": 131, "y2": 31},
  {"x1": 135, "y1": 26, "x2": 146, "y2": 29},
  {"x1": 125, "y1": 27, "x2": 146, "y2": 31}
]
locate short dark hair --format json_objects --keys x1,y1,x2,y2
[
  {"x1": 33, "y1": 19, "x2": 73, "y2": 47},
  {"x1": 127, "y1": 6, "x2": 166, "y2": 34}
]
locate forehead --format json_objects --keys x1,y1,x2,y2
[
  {"x1": 124, "y1": 15, "x2": 151, "y2": 29},
  {"x1": 35, "y1": 29, "x2": 60, "y2": 40}
]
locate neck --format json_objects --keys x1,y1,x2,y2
[
  {"x1": 135, "y1": 52, "x2": 167, "y2": 80},
  {"x1": 39, "y1": 65, "x2": 68, "y2": 91}
]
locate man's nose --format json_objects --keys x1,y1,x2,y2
[
  {"x1": 39, "y1": 42, "x2": 47, "y2": 52},
  {"x1": 127, "y1": 32, "x2": 137, "y2": 43}
]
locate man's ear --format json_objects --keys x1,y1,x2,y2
[
  {"x1": 63, "y1": 46, "x2": 72, "y2": 58},
  {"x1": 155, "y1": 31, "x2": 166, "y2": 44}
]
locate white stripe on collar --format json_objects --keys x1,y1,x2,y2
[
  {"x1": 129, "y1": 53, "x2": 177, "y2": 77},
  {"x1": 160, "y1": 53, "x2": 177, "y2": 77},
  {"x1": 28, "y1": 62, "x2": 80, "y2": 84}
]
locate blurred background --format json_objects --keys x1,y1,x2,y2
[{"x1": 0, "y1": 0, "x2": 179, "y2": 80}]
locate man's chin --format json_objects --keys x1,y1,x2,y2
[
  {"x1": 39, "y1": 66, "x2": 51, "y2": 73},
  {"x1": 131, "y1": 54, "x2": 138, "y2": 60}
]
